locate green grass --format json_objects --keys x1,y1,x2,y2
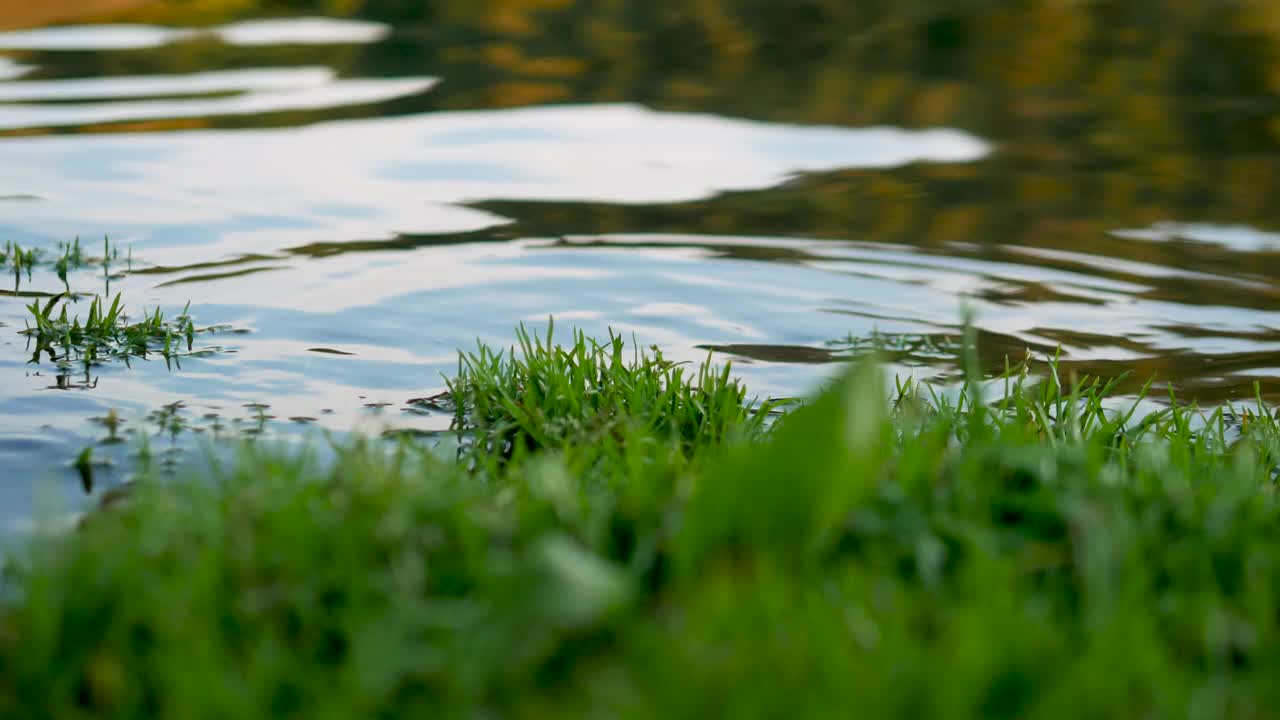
[
  {"x1": 5, "y1": 239, "x2": 222, "y2": 373},
  {"x1": 2, "y1": 237, "x2": 126, "y2": 293},
  {"x1": 2, "y1": 326, "x2": 1280, "y2": 718},
  {"x1": 446, "y1": 321, "x2": 772, "y2": 471},
  {"x1": 0, "y1": 241, "x2": 40, "y2": 284},
  {"x1": 22, "y1": 293, "x2": 196, "y2": 370}
]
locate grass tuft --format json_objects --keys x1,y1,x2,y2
[
  {"x1": 446, "y1": 321, "x2": 771, "y2": 472},
  {"x1": 22, "y1": 293, "x2": 196, "y2": 371},
  {"x1": 2, "y1": 236, "x2": 124, "y2": 293}
]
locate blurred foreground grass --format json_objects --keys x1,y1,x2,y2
[{"x1": 2, "y1": 325, "x2": 1280, "y2": 718}]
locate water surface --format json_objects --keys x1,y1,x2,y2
[{"x1": 2, "y1": 1, "x2": 1280, "y2": 524}]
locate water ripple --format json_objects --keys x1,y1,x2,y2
[{"x1": 0, "y1": 17, "x2": 390, "y2": 51}]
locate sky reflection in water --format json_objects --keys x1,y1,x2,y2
[{"x1": 1, "y1": 5, "x2": 1279, "y2": 525}]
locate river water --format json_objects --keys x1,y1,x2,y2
[{"x1": 2, "y1": 1, "x2": 1279, "y2": 524}]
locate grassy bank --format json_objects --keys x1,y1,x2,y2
[{"x1": 2, "y1": 326, "x2": 1280, "y2": 718}]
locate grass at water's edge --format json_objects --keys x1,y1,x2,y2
[{"x1": 2, "y1": 325, "x2": 1280, "y2": 719}]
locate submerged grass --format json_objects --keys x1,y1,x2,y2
[
  {"x1": 3, "y1": 239, "x2": 226, "y2": 375},
  {"x1": 2, "y1": 326, "x2": 1280, "y2": 718},
  {"x1": 22, "y1": 293, "x2": 196, "y2": 370},
  {"x1": 2, "y1": 236, "x2": 127, "y2": 293}
]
